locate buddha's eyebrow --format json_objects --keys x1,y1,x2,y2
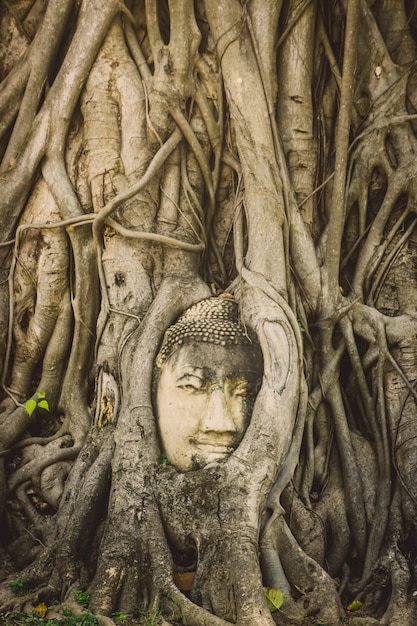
[
  {"x1": 176, "y1": 371, "x2": 204, "y2": 381},
  {"x1": 175, "y1": 366, "x2": 207, "y2": 378},
  {"x1": 175, "y1": 365, "x2": 217, "y2": 382}
]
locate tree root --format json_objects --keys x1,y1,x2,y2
[
  {"x1": 262, "y1": 513, "x2": 344, "y2": 625},
  {"x1": 379, "y1": 545, "x2": 417, "y2": 626}
]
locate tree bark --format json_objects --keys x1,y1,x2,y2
[{"x1": 2, "y1": 2, "x2": 417, "y2": 625}]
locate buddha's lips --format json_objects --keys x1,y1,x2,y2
[{"x1": 191, "y1": 439, "x2": 235, "y2": 454}]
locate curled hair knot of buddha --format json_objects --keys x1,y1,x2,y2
[{"x1": 156, "y1": 298, "x2": 258, "y2": 366}]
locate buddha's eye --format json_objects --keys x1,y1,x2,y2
[
  {"x1": 229, "y1": 379, "x2": 261, "y2": 397},
  {"x1": 176, "y1": 375, "x2": 205, "y2": 393},
  {"x1": 229, "y1": 381, "x2": 249, "y2": 397},
  {"x1": 179, "y1": 383, "x2": 199, "y2": 392}
]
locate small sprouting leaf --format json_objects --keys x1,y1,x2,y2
[
  {"x1": 264, "y1": 587, "x2": 284, "y2": 612},
  {"x1": 347, "y1": 599, "x2": 363, "y2": 611},
  {"x1": 9, "y1": 575, "x2": 28, "y2": 595},
  {"x1": 37, "y1": 399, "x2": 49, "y2": 411},
  {"x1": 161, "y1": 452, "x2": 169, "y2": 465},
  {"x1": 37, "y1": 390, "x2": 46, "y2": 399},
  {"x1": 75, "y1": 588, "x2": 90, "y2": 608},
  {"x1": 25, "y1": 399, "x2": 37, "y2": 416},
  {"x1": 298, "y1": 320, "x2": 305, "y2": 332}
]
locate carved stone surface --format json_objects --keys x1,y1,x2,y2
[{"x1": 154, "y1": 298, "x2": 263, "y2": 471}]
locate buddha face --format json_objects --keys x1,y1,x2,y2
[{"x1": 156, "y1": 342, "x2": 262, "y2": 471}]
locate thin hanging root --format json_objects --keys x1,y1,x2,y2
[
  {"x1": 0, "y1": 0, "x2": 128, "y2": 250},
  {"x1": 124, "y1": 18, "x2": 152, "y2": 85},
  {"x1": 170, "y1": 107, "x2": 216, "y2": 232},
  {"x1": 93, "y1": 127, "x2": 182, "y2": 234},
  {"x1": 105, "y1": 218, "x2": 204, "y2": 252},
  {"x1": 158, "y1": 148, "x2": 181, "y2": 229},
  {"x1": 365, "y1": 325, "x2": 390, "y2": 538},
  {"x1": 194, "y1": 82, "x2": 224, "y2": 197},
  {"x1": 369, "y1": 216, "x2": 417, "y2": 306},
  {"x1": 363, "y1": 200, "x2": 411, "y2": 299},
  {"x1": 2, "y1": 0, "x2": 73, "y2": 171},
  {"x1": 233, "y1": 193, "x2": 244, "y2": 274},
  {"x1": 353, "y1": 171, "x2": 405, "y2": 294},
  {"x1": 145, "y1": 0, "x2": 163, "y2": 60},
  {"x1": 94, "y1": 216, "x2": 204, "y2": 351},
  {"x1": 1, "y1": 0, "x2": 75, "y2": 170},
  {"x1": 118, "y1": 2, "x2": 136, "y2": 26},
  {"x1": 4, "y1": 218, "x2": 69, "y2": 403},
  {"x1": 179, "y1": 145, "x2": 206, "y2": 237},
  {"x1": 93, "y1": 126, "x2": 186, "y2": 334},
  {"x1": 345, "y1": 318, "x2": 391, "y2": 594},
  {"x1": 324, "y1": 0, "x2": 360, "y2": 297},
  {"x1": 324, "y1": 377, "x2": 368, "y2": 558}
]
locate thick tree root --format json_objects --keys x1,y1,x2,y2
[{"x1": 261, "y1": 513, "x2": 344, "y2": 625}]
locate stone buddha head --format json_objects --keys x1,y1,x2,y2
[{"x1": 154, "y1": 298, "x2": 263, "y2": 471}]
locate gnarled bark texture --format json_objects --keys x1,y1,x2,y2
[{"x1": 1, "y1": 2, "x2": 417, "y2": 625}]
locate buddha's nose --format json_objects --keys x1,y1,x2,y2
[{"x1": 200, "y1": 388, "x2": 238, "y2": 433}]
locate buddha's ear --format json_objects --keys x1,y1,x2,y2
[{"x1": 257, "y1": 320, "x2": 293, "y2": 395}]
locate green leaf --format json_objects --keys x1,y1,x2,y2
[
  {"x1": 75, "y1": 588, "x2": 90, "y2": 608},
  {"x1": 347, "y1": 599, "x2": 363, "y2": 611},
  {"x1": 9, "y1": 575, "x2": 29, "y2": 595},
  {"x1": 298, "y1": 320, "x2": 305, "y2": 332},
  {"x1": 25, "y1": 399, "x2": 37, "y2": 416},
  {"x1": 37, "y1": 390, "x2": 46, "y2": 399},
  {"x1": 264, "y1": 587, "x2": 284, "y2": 612},
  {"x1": 37, "y1": 399, "x2": 49, "y2": 411}
]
